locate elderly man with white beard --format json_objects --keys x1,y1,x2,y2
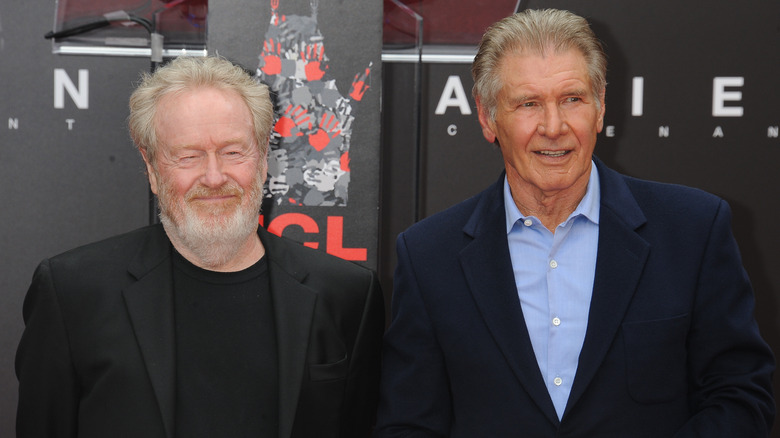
[{"x1": 16, "y1": 56, "x2": 384, "y2": 438}]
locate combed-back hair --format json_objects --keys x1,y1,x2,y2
[
  {"x1": 472, "y1": 9, "x2": 607, "y2": 121},
  {"x1": 128, "y1": 56, "x2": 274, "y2": 167}
]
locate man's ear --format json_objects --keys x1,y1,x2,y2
[
  {"x1": 597, "y1": 88, "x2": 606, "y2": 133},
  {"x1": 476, "y1": 97, "x2": 497, "y2": 144},
  {"x1": 140, "y1": 149, "x2": 159, "y2": 195}
]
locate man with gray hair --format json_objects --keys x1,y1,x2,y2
[
  {"x1": 376, "y1": 9, "x2": 774, "y2": 437},
  {"x1": 17, "y1": 56, "x2": 384, "y2": 438}
]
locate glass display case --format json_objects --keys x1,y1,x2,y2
[
  {"x1": 48, "y1": 0, "x2": 207, "y2": 57},
  {"x1": 384, "y1": 0, "x2": 520, "y2": 53}
]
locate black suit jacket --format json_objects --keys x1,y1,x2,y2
[
  {"x1": 17, "y1": 225, "x2": 384, "y2": 438},
  {"x1": 376, "y1": 158, "x2": 775, "y2": 437}
]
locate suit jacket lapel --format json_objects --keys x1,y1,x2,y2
[
  {"x1": 459, "y1": 176, "x2": 560, "y2": 426},
  {"x1": 564, "y1": 159, "x2": 650, "y2": 418},
  {"x1": 120, "y1": 226, "x2": 317, "y2": 438},
  {"x1": 122, "y1": 225, "x2": 176, "y2": 438},
  {"x1": 259, "y1": 228, "x2": 317, "y2": 438}
]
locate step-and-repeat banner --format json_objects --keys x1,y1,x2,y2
[{"x1": 0, "y1": 0, "x2": 381, "y2": 434}]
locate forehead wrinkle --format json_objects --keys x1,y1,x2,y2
[
  {"x1": 168, "y1": 132, "x2": 254, "y2": 149},
  {"x1": 503, "y1": 84, "x2": 587, "y2": 107}
]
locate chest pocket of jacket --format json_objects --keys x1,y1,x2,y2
[
  {"x1": 622, "y1": 313, "x2": 689, "y2": 403},
  {"x1": 309, "y1": 353, "x2": 349, "y2": 381}
]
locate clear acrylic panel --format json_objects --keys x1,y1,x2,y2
[
  {"x1": 383, "y1": 0, "x2": 520, "y2": 46},
  {"x1": 49, "y1": 0, "x2": 207, "y2": 57}
]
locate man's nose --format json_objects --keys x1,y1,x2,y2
[
  {"x1": 200, "y1": 154, "x2": 229, "y2": 187},
  {"x1": 537, "y1": 105, "x2": 569, "y2": 137}
]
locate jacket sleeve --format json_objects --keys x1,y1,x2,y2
[
  {"x1": 16, "y1": 260, "x2": 79, "y2": 438},
  {"x1": 674, "y1": 200, "x2": 775, "y2": 437},
  {"x1": 374, "y1": 233, "x2": 452, "y2": 438}
]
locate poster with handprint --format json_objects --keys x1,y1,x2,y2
[
  {"x1": 208, "y1": 0, "x2": 381, "y2": 265},
  {"x1": 257, "y1": 0, "x2": 372, "y2": 207}
]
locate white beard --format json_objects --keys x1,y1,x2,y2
[{"x1": 156, "y1": 172, "x2": 264, "y2": 269}]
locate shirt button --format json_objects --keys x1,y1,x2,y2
[
  {"x1": 553, "y1": 377, "x2": 563, "y2": 386},
  {"x1": 549, "y1": 260, "x2": 558, "y2": 269},
  {"x1": 523, "y1": 219, "x2": 533, "y2": 227},
  {"x1": 552, "y1": 317, "x2": 561, "y2": 326}
]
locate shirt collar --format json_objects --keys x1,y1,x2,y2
[{"x1": 504, "y1": 161, "x2": 601, "y2": 234}]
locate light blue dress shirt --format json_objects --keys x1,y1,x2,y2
[{"x1": 503, "y1": 162, "x2": 600, "y2": 420}]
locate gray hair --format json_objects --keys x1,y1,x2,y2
[
  {"x1": 128, "y1": 56, "x2": 274, "y2": 167},
  {"x1": 472, "y1": 9, "x2": 607, "y2": 121}
]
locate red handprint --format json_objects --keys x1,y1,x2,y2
[
  {"x1": 349, "y1": 63, "x2": 372, "y2": 101},
  {"x1": 309, "y1": 111, "x2": 341, "y2": 151},
  {"x1": 301, "y1": 43, "x2": 327, "y2": 81},
  {"x1": 340, "y1": 151, "x2": 350, "y2": 172},
  {"x1": 260, "y1": 38, "x2": 282, "y2": 76},
  {"x1": 270, "y1": 0, "x2": 283, "y2": 25},
  {"x1": 275, "y1": 104, "x2": 313, "y2": 137}
]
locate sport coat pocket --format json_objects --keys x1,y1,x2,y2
[
  {"x1": 308, "y1": 354, "x2": 349, "y2": 382},
  {"x1": 622, "y1": 313, "x2": 690, "y2": 403}
]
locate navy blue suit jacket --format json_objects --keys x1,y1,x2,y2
[{"x1": 376, "y1": 158, "x2": 774, "y2": 437}]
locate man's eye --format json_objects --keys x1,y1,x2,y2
[{"x1": 176, "y1": 155, "x2": 199, "y2": 164}]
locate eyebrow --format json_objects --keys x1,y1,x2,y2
[
  {"x1": 509, "y1": 94, "x2": 538, "y2": 105},
  {"x1": 564, "y1": 88, "x2": 589, "y2": 98}
]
